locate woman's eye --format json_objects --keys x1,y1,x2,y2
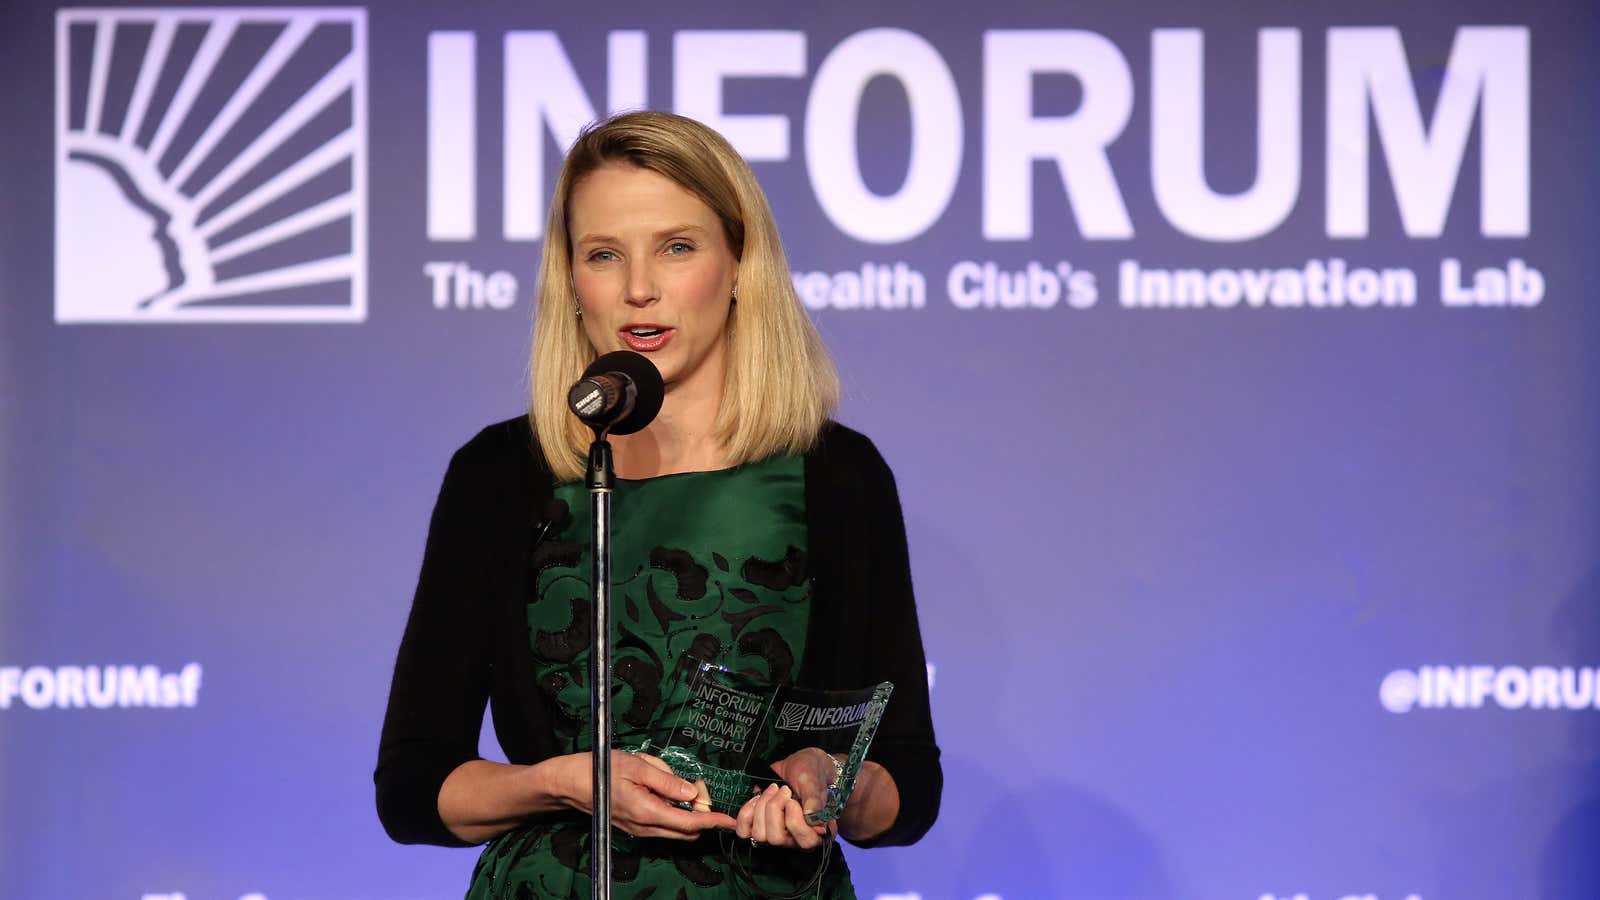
[
  {"x1": 588, "y1": 249, "x2": 617, "y2": 262},
  {"x1": 666, "y1": 241, "x2": 694, "y2": 255}
]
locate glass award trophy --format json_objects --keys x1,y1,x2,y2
[{"x1": 630, "y1": 654, "x2": 893, "y2": 824}]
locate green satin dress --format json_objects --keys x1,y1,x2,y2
[{"x1": 464, "y1": 454, "x2": 857, "y2": 899}]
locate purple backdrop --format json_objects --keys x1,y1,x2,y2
[{"x1": 3, "y1": 2, "x2": 1598, "y2": 899}]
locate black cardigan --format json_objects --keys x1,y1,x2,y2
[{"x1": 374, "y1": 416, "x2": 941, "y2": 850}]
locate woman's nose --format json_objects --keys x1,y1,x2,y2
[{"x1": 625, "y1": 262, "x2": 657, "y2": 307}]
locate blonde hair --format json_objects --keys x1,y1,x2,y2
[{"x1": 528, "y1": 110, "x2": 839, "y2": 481}]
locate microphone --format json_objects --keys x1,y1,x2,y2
[{"x1": 567, "y1": 350, "x2": 664, "y2": 436}]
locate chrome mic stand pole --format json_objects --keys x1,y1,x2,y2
[
  {"x1": 570, "y1": 350, "x2": 661, "y2": 900},
  {"x1": 587, "y1": 435, "x2": 615, "y2": 900}
]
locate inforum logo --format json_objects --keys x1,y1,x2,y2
[
  {"x1": 54, "y1": 8, "x2": 367, "y2": 323},
  {"x1": 1380, "y1": 665, "x2": 1600, "y2": 713}
]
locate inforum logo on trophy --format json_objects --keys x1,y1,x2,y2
[{"x1": 54, "y1": 7, "x2": 367, "y2": 324}]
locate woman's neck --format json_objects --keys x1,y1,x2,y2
[{"x1": 609, "y1": 379, "x2": 727, "y2": 479}]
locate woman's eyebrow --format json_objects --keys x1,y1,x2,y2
[
  {"x1": 576, "y1": 224, "x2": 708, "y2": 246},
  {"x1": 655, "y1": 224, "x2": 707, "y2": 238}
]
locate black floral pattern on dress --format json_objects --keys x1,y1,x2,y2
[
  {"x1": 533, "y1": 596, "x2": 590, "y2": 663},
  {"x1": 488, "y1": 462, "x2": 852, "y2": 900},
  {"x1": 671, "y1": 855, "x2": 724, "y2": 888},
  {"x1": 650, "y1": 547, "x2": 708, "y2": 599},
  {"x1": 737, "y1": 627, "x2": 795, "y2": 685},
  {"x1": 741, "y1": 546, "x2": 806, "y2": 590}
]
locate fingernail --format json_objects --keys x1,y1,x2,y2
[{"x1": 681, "y1": 783, "x2": 695, "y2": 799}]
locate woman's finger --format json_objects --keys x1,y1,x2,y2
[
  {"x1": 613, "y1": 776, "x2": 736, "y2": 837},
  {"x1": 783, "y1": 796, "x2": 821, "y2": 849},
  {"x1": 623, "y1": 806, "x2": 737, "y2": 837},
  {"x1": 627, "y1": 823, "x2": 700, "y2": 841},
  {"x1": 789, "y1": 757, "x2": 827, "y2": 814},
  {"x1": 735, "y1": 794, "x2": 758, "y2": 840},
  {"x1": 641, "y1": 811, "x2": 735, "y2": 839},
  {"x1": 634, "y1": 752, "x2": 674, "y2": 774},
  {"x1": 762, "y1": 785, "x2": 791, "y2": 845},
  {"x1": 750, "y1": 783, "x2": 780, "y2": 844},
  {"x1": 619, "y1": 752, "x2": 697, "y2": 804}
]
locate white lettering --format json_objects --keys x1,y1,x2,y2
[
  {"x1": 674, "y1": 31, "x2": 804, "y2": 161},
  {"x1": 806, "y1": 29, "x2": 962, "y2": 243},
  {"x1": 1530, "y1": 666, "x2": 1560, "y2": 709},
  {"x1": 439, "y1": 26, "x2": 1536, "y2": 245},
  {"x1": 1151, "y1": 28, "x2": 1301, "y2": 240},
  {"x1": 1441, "y1": 257, "x2": 1544, "y2": 307},
  {"x1": 1119, "y1": 259, "x2": 1415, "y2": 308},
  {"x1": 1561, "y1": 668, "x2": 1595, "y2": 707},
  {"x1": 983, "y1": 31, "x2": 1134, "y2": 240},
  {"x1": 1468, "y1": 665, "x2": 1495, "y2": 707},
  {"x1": 1494, "y1": 666, "x2": 1530, "y2": 709},
  {"x1": 503, "y1": 31, "x2": 646, "y2": 239},
  {"x1": 792, "y1": 262, "x2": 926, "y2": 310},
  {"x1": 1327, "y1": 27, "x2": 1529, "y2": 238},
  {"x1": 119, "y1": 665, "x2": 161, "y2": 707},
  {"x1": 86, "y1": 665, "x2": 116, "y2": 708},
  {"x1": 0, "y1": 664, "x2": 207, "y2": 710},
  {"x1": 55, "y1": 665, "x2": 85, "y2": 708},
  {"x1": 22, "y1": 666, "x2": 52, "y2": 708},
  {"x1": 946, "y1": 261, "x2": 1076, "y2": 310},
  {"x1": 427, "y1": 32, "x2": 476, "y2": 240},
  {"x1": 425, "y1": 261, "x2": 519, "y2": 310},
  {"x1": 0, "y1": 667, "x2": 17, "y2": 709}
]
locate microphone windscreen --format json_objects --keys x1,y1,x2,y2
[{"x1": 583, "y1": 350, "x2": 664, "y2": 435}]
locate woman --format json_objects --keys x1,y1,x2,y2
[{"x1": 375, "y1": 111, "x2": 940, "y2": 898}]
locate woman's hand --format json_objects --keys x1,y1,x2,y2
[
  {"x1": 556, "y1": 751, "x2": 737, "y2": 840},
  {"x1": 734, "y1": 747, "x2": 838, "y2": 850}
]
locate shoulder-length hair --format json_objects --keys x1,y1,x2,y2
[{"x1": 528, "y1": 110, "x2": 839, "y2": 481}]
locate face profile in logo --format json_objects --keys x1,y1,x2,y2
[
  {"x1": 54, "y1": 8, "x2": 368, "y2": 324},
  {"x1": 58, "y1": 151, "x2": 191, "y2": 317}
]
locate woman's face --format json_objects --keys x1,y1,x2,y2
[{"x1": 568, "y1": 162, "x2": 739, "y2": 399}]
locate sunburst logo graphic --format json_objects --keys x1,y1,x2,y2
[
  {"x1": 54, "y1": 8, "x2": 367, "y2": 323},
  {"x1": 777, "y1": 701, "x2": 807, "y2": 731}
]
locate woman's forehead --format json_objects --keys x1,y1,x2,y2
[{"x1": 569, "y1": 163, "x2": 717, "y2": 234}]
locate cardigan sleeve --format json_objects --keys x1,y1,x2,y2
[
  {"x1": 850, "y1": 436, "x2": 943, "y2": 849},
  {"x1": 373, "y1": 439, "x2": 500, "y2": 847}
]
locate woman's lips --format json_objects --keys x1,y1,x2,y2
[{"x1": 619, "y1": 327, "x2": 673, "y2": 352}]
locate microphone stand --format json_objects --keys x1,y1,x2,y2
[
  {"x1": 586, "y1": 432, "x2": 615, "y2": 900},
  {"x1": 570, "y1": 350, "x2": 661, "y2": 900}
]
